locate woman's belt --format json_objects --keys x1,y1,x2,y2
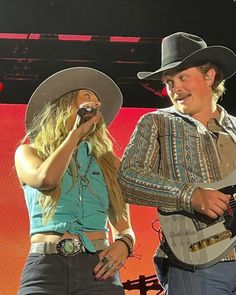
[{"x1": 30, "y1": 238, "x2": 109, "y2": 256}]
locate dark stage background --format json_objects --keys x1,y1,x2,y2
[{"x1": 0, "y1": 0, "x2": 235, "y2": 113}]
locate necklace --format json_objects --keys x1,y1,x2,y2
[{"x1": 79, "y1": 156, "x2": 93, "y2": 188}]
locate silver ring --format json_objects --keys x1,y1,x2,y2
[
  {"x1": 106, "y1": 262, "x2": 114, "y2": 270},
  {"x1": 100, "y1": 256, "x2": 109, "y2": 265}
]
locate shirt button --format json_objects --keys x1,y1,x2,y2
[{"x1": 226, "y1": 163, "x2": 230, "y2": 168}]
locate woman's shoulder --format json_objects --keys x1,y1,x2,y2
[
  {"x1": 15, "y1": 144, "x2": 38, "y2": 156},
  {"x1": 15, "y1": 144, "x2": 42, "y2": 167}
]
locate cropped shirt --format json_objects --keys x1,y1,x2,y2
[{"x1": 23, "y1": 141, "x2": 110, "y2": 252}]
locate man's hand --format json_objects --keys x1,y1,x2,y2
[{"x1": 192, "y1": 187, "x2": 230, "y2": 219}]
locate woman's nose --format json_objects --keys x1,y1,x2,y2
[{"x1": 94, "y1": 101, "x2": 101, "y2": 108}]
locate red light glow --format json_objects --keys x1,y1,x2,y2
[
  {"x1": 0, "y1": 33, "x2": 28, "y2": 39},
  {"x1": 28, "y1": 34, "x2": 40, "y2": 40},
  {"x1": 110, "y1": 36, "x2": 140, "y2": 43},
  {"x1": 58, "y1": 34, "x2": 92, "y2": 41},
  {"x1": 161, "y1": 86, "x2": 168, "y2": 96}
]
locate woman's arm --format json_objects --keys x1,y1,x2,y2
[
  {"x1": 93, "y1": 204, "x2": 135, "y2": 280},
  {"x1": 109, "y1": 204, "x2": 135, "y2": 245},
  {"x1": 15, "y1": 113, "x2": 100, "y2": 189}
]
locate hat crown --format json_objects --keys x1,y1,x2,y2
[{"x1": 162, "y1": 32, "x2": 207, "y2": 68}]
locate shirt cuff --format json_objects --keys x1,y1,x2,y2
[{"x1": 178, "y1": 184, "x2": 198, "y2": 213}]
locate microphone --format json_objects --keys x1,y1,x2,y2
[{"x1": 77, "y1": 106, "x2": 98, "y2": 125}]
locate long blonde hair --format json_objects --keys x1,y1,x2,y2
[{"x1": 25, "y1": 90, "x2": 125, "y2": 224}]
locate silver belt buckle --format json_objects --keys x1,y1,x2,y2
[{"x1": 56, "y1": 238, "x2": 83, "y2": 256}]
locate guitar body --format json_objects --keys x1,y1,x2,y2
[{"x1": 158, "y1": 170, "x2": 236, "y2": 268}]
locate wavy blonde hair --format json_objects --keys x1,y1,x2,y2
[{"x1": 25, "y1": 90, "x2": 125, "y2": 224}]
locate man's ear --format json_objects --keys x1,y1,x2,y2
[{"x1": 205, "y1": 68, "x2": 216, "y2": 86}]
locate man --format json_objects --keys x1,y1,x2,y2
[{"x1": 118, "y1": 32, "x2": 236, "y2": 295}]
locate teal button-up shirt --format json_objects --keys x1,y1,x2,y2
[{"x1": 23, "y1": 141, "x2": 110, "y2": 252}]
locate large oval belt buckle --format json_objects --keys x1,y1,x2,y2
[{"x1": 56, "y1": 238, "x2": 82, "y2": 256}]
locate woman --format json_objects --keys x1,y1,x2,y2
[{"x1": 15, "y1": 67, "x2": 135, "y2": 295}]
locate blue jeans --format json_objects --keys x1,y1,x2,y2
[
  {"x1": 168, "y1": 261, "x2": 236, "y2": 295},
  {"x1": 18, "y1": 252, "x2": 124, "y2": 295},
  {"x1": 153, "y1": 255, "x2": 168, "y2": 293}
]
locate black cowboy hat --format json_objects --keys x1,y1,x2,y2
[
  {"x1": 25, "y1": 67, "x2": 123, "y2": 131},
  {"x1": 137, "y1": 32, "x2": 236, "y2": 81}
]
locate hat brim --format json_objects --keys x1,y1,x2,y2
[
  {"x1": 137, "y1": 46, "x2": 236, "y2": 81},
  {"x1": 25, "y1": 67, "x2": 123, "y2": 131}
]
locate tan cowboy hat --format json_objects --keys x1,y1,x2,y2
[
  {"x1": 138, "y1": 32, "x2": 236, "y2": 81},
  {"x1": 25, "y1": 67, "x2": 123, "y2": 130}
]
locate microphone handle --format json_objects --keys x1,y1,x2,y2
[{"x1": 77, "y1": 107, "x2": 97, "y2": 125}]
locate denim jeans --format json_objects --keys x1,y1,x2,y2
[
  {"x1": 168, "y1": 260, "x2": 236, "y2": 295},
  {"x1": 153, "y1": 255, "x2": 168, "y2": 293},
  {"x1": 18, "y1": 252, "x2": 124, "y2": 295}
]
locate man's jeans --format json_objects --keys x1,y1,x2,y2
[{"x1": 168, "y1": 260, "x2": 236, "y2": 295}]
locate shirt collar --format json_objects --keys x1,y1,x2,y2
[{"x1": 76, "y1": 141, "x2": 92, "y2": 157}]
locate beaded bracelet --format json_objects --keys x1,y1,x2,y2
[
  {"x1": 122, "y1": 234, "x2": 134, "y2": 245},
  {"x1": 115, "y1": 234, "x2": 134, "y2": 245}
]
